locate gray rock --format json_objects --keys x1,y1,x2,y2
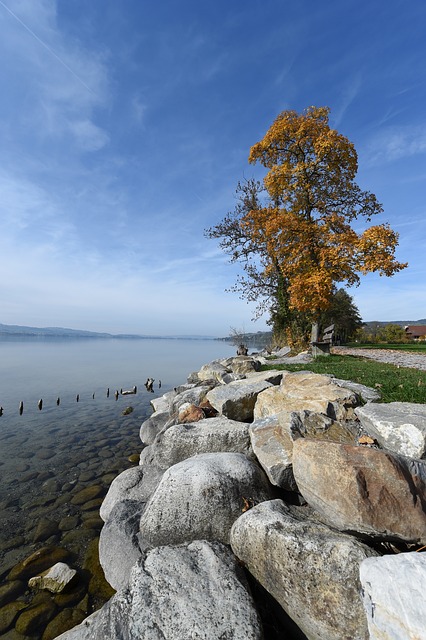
[
  {"x1": 139, "y1": 410, "x2": 170, "y2": 445},
  {"x1": 231, "y1": 499, "x2": 377, "y2": 640},
  {"x1": 249, "y1": 414, "x2": 297, "y2": 490},
  {"x1": 360, "y1": 552, "x2": 426, "y2": 640},
  {"x1": 333, "y1": 378, "x2": 381, "y2": 403},
  {"x1": 99, "y1": 500, "x2": 146, "y2": 590},
  {"x1": 355, "y1": 402, "x2": 426, "y2": 458},
  {"x1": 56, "y1": 541, "x2": 263, "y2": 640},
  {"x1": 224, "y1": 356, "x2": 261, "y2": 375},
  {"x1": 206, "y1": 378, "x2": 273, "y2": 422},
  {"x1": 140, "y1": 416, "x2": 252, "y2": 471},
  {"x1": 100, "y1": 466, "x2": 145, "y2": 522},
  {"x1": 197, "y1": 360, "x2": 230, "y2": 383},
  {"x1": 244, "y1": 369, "x2": 286, "y2": 385},
  {"x1": 149, "y1": 390, "x2": 176, "y2": 414},
  {"x1": 139, "y1": 452, "x2": 273, "y2": 546},
  {"x1": 171, "y1": 384, "x2": 216, "y2": 413},
  {"x1": 293, "y1": 439, "x2": 426, "y2": 544}
]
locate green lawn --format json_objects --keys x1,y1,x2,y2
[{"x1": 262, "y1": 354, "x2": 426, "y2": 404}]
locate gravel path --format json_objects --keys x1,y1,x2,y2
[{"x1": 332, "y1": 346, "x2": 426, "y2": 372}]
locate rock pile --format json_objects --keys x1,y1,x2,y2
[{"x1": 58, "y1": 354, "x2": 426, "y2": 640}]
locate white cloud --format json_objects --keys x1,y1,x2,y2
[
  {"x1": 365, "y1": 125, "x2": 426, "y2": 165},
  {"x1": 69, "y1": 119, "x2": 110, "y2": 152}
]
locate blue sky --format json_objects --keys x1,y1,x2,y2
[{"x1": 0, "y1": 0, "x2": 425, "y2": 336}]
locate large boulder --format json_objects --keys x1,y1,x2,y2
[
  {"x1": 139, "y1": 452, "x2": 273, "y2": 546},
  {"x1": 222, "y1": 356, "x2": 261, "y2": 375},
  {"x1": 56, "y1": 541, "x2": 263, "y2": 640},
  {"x1": 139, "y1": 416, "x2": 252, "y2": 471},
  {"x1": 171, "y1": 384, "x2": 216, "y2": 413},
  {"x1": 254, "y1": 371, "x2": 359, "y2": 421},
  {"x1": 100, "y1": 466, "x2": 160, "y2": 523},
  {"x1": 292, "y1": 439, "x2": 426, "y2": 544},
  {"x1": 99, "y1": 500, "x2": 146, "y2": 590},
  {"x1": 355, "y1": 401, "x2": 426, "y2": 458},
  {"x1": 250, "y1": 410, "x2": 357, "y2": 491},
  {"x1": 139, "y1": 410, "x2": 170, "y2": 445},
  {"x1": 206, "y1": 378, "x2": 274, "y2": 422},
  {"x1": 249, "y1": 414, "x2": 297, "y2": 491},
  {"x1": 360, "y1": 552, "x2": 426, "y2": 639},
  {"x1": 197, "y1": 360, "x2": 230, "y2": 383},
  {"x1": 231, "y1": 499, "x2": 377, "y2": 640}
]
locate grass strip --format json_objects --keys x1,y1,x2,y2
[{"x1": 262, "y1": 354, "x2": 426, "y2": 404}]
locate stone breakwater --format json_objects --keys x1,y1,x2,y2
[{"x1": 52, "y1": 353, "x2": 426, "y2": 640}]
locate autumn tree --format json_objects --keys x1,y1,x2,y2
[
  {"x1": 206, "y1": 179, "x2": 310, "y2": 347},
  {"x1": 208, "y1": 106, "x2": 407, "y2": 345}
]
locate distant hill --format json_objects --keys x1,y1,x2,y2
[
  {"x1": 364, "y1": 319, "x2": 426, "y2": 328},
  {"x1": 0, "y1": 323, "x2": 113, "y2": 338},
  {"x1": 0, "y1": 323, "x2": 217, "y2": 340}
]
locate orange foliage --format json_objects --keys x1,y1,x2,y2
[{"x1": 245, "y1": 106, "x2": 407, "y2": 318}]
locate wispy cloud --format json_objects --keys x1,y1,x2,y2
[{"x1": 365, "y1": 124, "x2": 426, "y2": 165}]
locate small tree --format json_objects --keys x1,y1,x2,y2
[{"x1": 319, "y1": 287, "x2": 363, "y2": 344}]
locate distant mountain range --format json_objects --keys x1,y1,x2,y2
[
  {"x1": 0, "y1": 323, "x2": 215, "y2": 340},
  {"x1": 364, "y1": 319, "x2": 426, "y2": 328}
]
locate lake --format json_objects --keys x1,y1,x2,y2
[{"x1": 0, "y1": 336, "x2": 235, "y2": 638}]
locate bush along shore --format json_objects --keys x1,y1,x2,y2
[{"x1": 47, "y1": 350, "x2": 426, "y2": 639}]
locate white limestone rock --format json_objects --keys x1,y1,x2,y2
[
  {"x1": 100, "y1": 466, "x2": 146, "y2": 522},
  {"x1": 56, "y1": 541, "x2": 263, "y2": 640},
  {"x1": 139, "y1": 452, "x2": 273, "y2": 546},
  {"x1": 355, "y1": 401, "x2": 426, "y2": 458},
  {"x1": 360, "y1": 552, "x2": 426, "y2": 640},
  {"x1": 333, "y1": 377, "x2": 381, "y2": 403},
  {"x1": 139, "y1": 410, "x2": 170, "y2": 445},
  {"x1": 28, "y1": 562, "x2": 76, "y2": 593},
  {"x1": 140, "y1": 416, "x2": 252, "y2": 471},
  {"x1": 99, "y1": 500, "x2": 147, "y2": 590}
]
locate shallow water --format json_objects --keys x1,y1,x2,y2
[{"x1": 0, "y1": 336, "x2": 234, "y2": 638}]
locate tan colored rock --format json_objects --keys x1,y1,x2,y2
[
  {"x1": 250, "y1": 410, "x2": 356, "y2": 491},
  {"x1": 8, "y1": 546, "x2": 71, "y2": 581},
  {"x1": 71, "y1": 485, "x2": 104, "y2": 506},
  {"x1": 254, "y1": 371, "x2": 358, "y2": 421},
  {"x1": 293, "y1": 439, "x2": 426, "y2": 544}
]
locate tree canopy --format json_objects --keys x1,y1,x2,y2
[{"x1": 207, "y1": 106, "x2": 407, "y2": 344}]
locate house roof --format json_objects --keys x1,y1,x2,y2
[{"x1": 405, "y1": 325, "x2": 426, "y2": 336}]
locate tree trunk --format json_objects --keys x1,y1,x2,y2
[{"x1": 311, "y1": 322, "x2": 319, "y2": 343}]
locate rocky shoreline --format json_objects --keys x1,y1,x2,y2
[{"x1": 17, "y1": 352, "x2": 426, "y2": 638}]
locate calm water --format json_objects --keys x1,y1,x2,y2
[
  {"x1": 0, "y1": 336, "x2": 235, "y2": 426},
  {"x1": 0, "y1": 336, "x2": 235, "y2": 636}
]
